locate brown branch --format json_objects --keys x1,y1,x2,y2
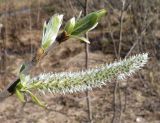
[{"x1": 83, "y1": 0, "x2": 93, "y2": 123}]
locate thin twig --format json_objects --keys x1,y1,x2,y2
[
  {"x1": 125, "y1": 19, "x2": 152, "y2": 58},
  {"x1": 29, "y1": 0, "x2": 33, "y2": 59},
  {"x1": 110, "y1": 31, "x2": 118, "y2": 59},
  {"x1": 85, "y1": 33, "x2": 92, "y2": 122},
  {"x1": 111, "y1": 81, "x2": 119, "y2": 123},
  {"x1": 84, "y1": 0, "x2": 93, "y2": 123},
  {"x1": 118, "y1": 0, "x2": 126, "y2": 58},
  {"x1": 2, "y1": 1, "x2": 8, "y2": 86},
  {"x1": 68, "y1": 0, "x2": 77, "y2": 16},
  {"x1": 118, "y1": 83, "x2": 122, "y2": 123},
  {"x1": 37, "y1": 0, "x2": 41, "y2": 26},
  {"x1": 77, "y1": 0, "x2": 85, "y2": 9},
  {"x1": 111, "y1": 82, "x2": 123, "y2": 123},
  {"x1": 112, "y1": 1, "x2": 126, "y2": 122}
]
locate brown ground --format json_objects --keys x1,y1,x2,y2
[{"x1": 0, "y1": 0, "x2": 160, "y2": 123}]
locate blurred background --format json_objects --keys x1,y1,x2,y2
[{"x1": 0, "y1": 0, "x2": 160, "y2": 123}]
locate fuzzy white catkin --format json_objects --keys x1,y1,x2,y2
[{"x1": 25, "y1": 53, "x2": 148, "y2": 94}]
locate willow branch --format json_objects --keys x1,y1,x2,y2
[{"x1": 0, "y1": 31, "x2": 68, "y2": 100}]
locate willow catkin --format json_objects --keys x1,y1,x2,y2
[{"x1": 24, "y1": 53, "x2": 148, "y2": 94}]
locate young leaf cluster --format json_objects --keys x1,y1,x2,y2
[{"x1": 64, "y1": 9, "x2": 106, "y2": 43}]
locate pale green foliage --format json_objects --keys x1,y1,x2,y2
[
  {"x1": 64, "y1": 9, "x2": 107, "y2": 43},
  {"x1": 64, "y1": 17, "x2": 75, "y2": 34},
  {"x1": 70, "y1": 9, "x2": 106, "y2": 35},
  {"x1": 41, "y1": 14, "x2": 63, "y2": 50}
]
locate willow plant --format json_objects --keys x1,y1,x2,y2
[{"x1": 11, "y1": 9, "x2": 148, "y2": 107}]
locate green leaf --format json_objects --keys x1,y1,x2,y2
[
  {"x1": 15, "y1": 89, "x2": 25, "y2": 102},
  {"x1": 70, "y1": 35, "x2": 90, "y2": 44},
  {"x1": 64, "y1": 17, "x2": 75, "y2": 34},
  {"x1": 41, "y1": 14, "x2": 63, "y2": 50},
  {"x1": 19, "y1": 64, "x2": 26, "y2": 73},
  {"x1": 88, "y1": 22, "x2": 98, "y2": 31},
  {"x1": 27, "y1": 90, "x2": 46, "y2": 108},
  {"x1": 71, "y1": 9, "x2": 107, "y2": 36},
  {"x1": 96, "y1": 9, "x2": 107, "y2": 21},
  {"x1": 71, "y1": 13, "x2": 98, "y2": 35}
]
